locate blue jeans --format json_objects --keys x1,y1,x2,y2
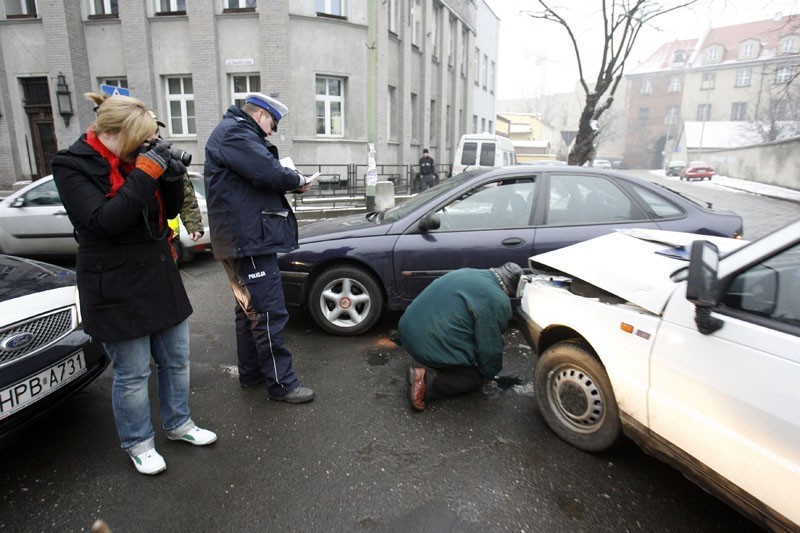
[{"x1": 103, "y1": 319, "x2": 195, "y2": 456}]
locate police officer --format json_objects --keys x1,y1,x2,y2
[
  {"x1": 418, "y1": 148, "x2": 436, "y2": 191},
  {"x1": 204, "y1": 92, "x2": 314, "y2": 403}
]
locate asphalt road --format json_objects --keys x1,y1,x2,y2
[{"x1": 1, "y1": 172, "x2": 797, "y2": 532}]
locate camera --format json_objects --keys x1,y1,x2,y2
[{"x1": 169, "y1": 147, "x2": 192, "y2": 166}]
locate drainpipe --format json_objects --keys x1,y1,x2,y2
[{"x1": 366, "y1": 0, "x2": 378, "y2": 207}]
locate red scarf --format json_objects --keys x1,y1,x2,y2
[{"x1": 84, "y1": 128, "x2": 165, "y2": 231}]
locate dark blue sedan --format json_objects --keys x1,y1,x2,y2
[
  {"x1": 0, "y1": 255, "x2": 108, "y2": 437},
  {"x1": 279, "y1": 166, "x2": 743, "y2": 336}
]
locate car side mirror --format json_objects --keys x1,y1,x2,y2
[
  {"x1": 11, "y1": 197, "x2": 25, "y2": 207},
  {"x1": 418, "y1": 212, "x2": 441, "y2": 232},
  {"x1": 686, "y1": 240, "x2": 723, "y2": 334}
]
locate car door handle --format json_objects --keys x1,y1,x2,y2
[
  {"x1": 53, "y1": 210, "x2": 68, "y2": 216},
  {"x1": 501, "y1": 237, "x2": 526, "y2": 247}
]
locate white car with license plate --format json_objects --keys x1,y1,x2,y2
[
  {"x1": 0, "y1": 254, "x2": 109, "y2": 437},
  {"x1": 517, "y1": 222, "x2": 800, "y2": 530}
]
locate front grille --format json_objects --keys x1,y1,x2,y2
[{"x1": 0, "y1": 307, "x2": 77, "y2": 367}]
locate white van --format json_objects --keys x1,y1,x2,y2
[{"x1": 452, "y1": 133, "x2": 516, "y2": 175}]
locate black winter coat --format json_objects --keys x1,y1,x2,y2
[
  {"x1": 204, "y1": 106, "x2": 301, "y2": 259},
  {"x1": 51, "y1": 135, "x2": 192, "y2": 342}
]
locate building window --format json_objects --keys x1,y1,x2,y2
[
  {"x1": 482, "y1": 53, "x2": 488, "y2": 89},
  {"x1": 776, "y1": 65, "x2": 793, "y2": 84},
  {"x1": 731, "y1": 102, "x2": 747, "y2": 121},
  {"x1": 461, "y1": 27, "x2": 469, "y2": 77},
  {"x1": 782, "y1": 37, "x2": 797, "y2": 53},
  {"x1": 638, "y1": 107, "x2": 650, "y2": 122},
  {"x1": 90, "y1": 0, "x2": 118, "y2": 16},
  {"x1": 701, "y1": 72, "x2": 716, "y2": 90},
  {"x1": 431, "y1": 4, "x2": 441, "y2": 60},
  {"x1": 156, "y1": 0, "x2": 185, "y2": 14},
  {"x1": 672, "y1": 49, "x2": 686, "y2": 64},
  {"x1": 489, "y1": 61, "x2": 495, "y2": 94},
  {"x1": 741, "y1": 42, "x2": 754, "y2": 58},
  {"x1": 640, "y1": 79, "x2": 652, "y2": 95},
  {"x1": 735, "y1": 68, "x2": 751, "y2": 87},
  {"x1": 315, "y1": 76, "x2": 344, "y2": 136},
  {"x1": 224, "y1": 0, "x2": 256, "y2": 11},
  {"x1": 4, "y1": 0, "x2": 37, "y2": 17},
  {"x1": 411, "y1": 0, "x2": 421, "y2": 47},
  {"x1": 448, "y1": 17, "x2": 456, "y2": 67},
  {"x1": 474, "y1": 47, "x2": 480, "y2": 85},
  {"x1": 668, "y1": 76, "x2": 681, "y2": 92},
  {"x1": 166, "y1": 76, "x2": 195, "y2": 136},
  {"x1": 696, "y1": 103, "x2": 711, "y2": 121},
  {"x1": 102, "y1": 77, "x2": 128, "y2": 90},
  {"x1": 388, "y1": 0, "x2": 398, "y2": 35},
  {"x1": 664, "y1": 105, "x2": 679, "y2": 125},
  {"x1": 387, "y1": 85, "x2": 397, "y2": 140},
  {"x1": 472, "y1": 114, "x2": 477, "y2": 133},
  {"x1": 411, "y1": 92, "x2": 418, "y2": 141},
  {"x1": 231, "y1": 74, "x2": 260, "y2": 107},
  {"x1": 316, "y1": 0, "x2": 342, "y2": 17},
  {"x1": 430, "y1": 99, "x2": 436, "y2": 145},
  {"x1": 706, "y1": 46, "x2": 720, "y2": 62}
]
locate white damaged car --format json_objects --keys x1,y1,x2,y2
[{"x1": 517, "y1": 222, "x2": 800, "y2": 531}]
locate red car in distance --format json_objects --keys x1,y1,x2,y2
[{"x1": 680, "y1": 161, "x2": 715, "y2": 180}]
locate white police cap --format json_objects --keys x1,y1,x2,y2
[{"x1": 245, "y1": 93, "x2": 289, "y2": 129}]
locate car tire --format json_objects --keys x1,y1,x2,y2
[
  {"x1": 308, "y1": 265, "x2": 385, "y2": 336},
  {"x1": 534, "y1": 340, "x2": 621, "y2": 452}
]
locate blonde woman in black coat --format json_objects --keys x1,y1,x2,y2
[{"x1": 52, "y1": 93, "x2": 215, "y2": 475}]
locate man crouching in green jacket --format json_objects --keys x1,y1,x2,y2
[{"x1": 398, "y1": 262, "x2": 523, "y2": 411}]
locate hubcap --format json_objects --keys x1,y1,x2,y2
[
  {"x1": 318, "y1": 277, "x2": 371, "y2": 328},
  {"x1": 547, "y1": 363, "x2": 605, "y2": 433}
]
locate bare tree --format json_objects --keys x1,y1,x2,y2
[{"x1": 524, "y1": 0, "x2": 698, "y2": 166}]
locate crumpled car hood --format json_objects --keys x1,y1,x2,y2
[
  {"x1": 530, "y1": 229, "x2": 748, "y2": 315},
  {"x1": 0, "y1": 255, "x2": 75, "y2": 304}
]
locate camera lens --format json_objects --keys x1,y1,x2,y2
[{"x1": 170, "y1": 148, "x2": 192, "y2": 166}]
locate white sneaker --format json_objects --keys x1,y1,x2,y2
[
  {"x1": 130, "y1": 448, "x2": 167, "y2": 475},
  {"x1": 168, "y1": 426, "x2": 217, "y2": 446}
]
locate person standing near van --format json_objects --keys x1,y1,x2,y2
[{"x1": 419, "y1": 148, "x2": 436, "y2": 191}]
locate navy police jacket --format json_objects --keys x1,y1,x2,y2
[{"x1": 204, "y1": 106, "x2": 301, "y2": 259}]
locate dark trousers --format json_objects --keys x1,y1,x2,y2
[
  {"x1": 425, "y1": 365, "x2": 484, "y2": 401},
  {"x1": 222, "y1": 255, "x2": 299, "y2": 397},
  {"x1": 420, "y1": 174, "x2": 435, "y2": 190}
]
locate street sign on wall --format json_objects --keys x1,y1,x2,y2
[{"x1": 100, "y1": 84, "x2": 131, "y2": 97}]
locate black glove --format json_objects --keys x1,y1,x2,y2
[
  {"x1": 162, "y1": 158, "x2": 187, "y2": 182},
  {"x1": 135, "y1": 138, "x2": 171, "y2": 179}
]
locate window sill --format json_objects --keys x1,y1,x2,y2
[
  {"x1": 316, "y1": 12, "x2": 347, "y2": 21},
  {"x1": 222, "y1": 7, "x2": 256, "y2": 14}
]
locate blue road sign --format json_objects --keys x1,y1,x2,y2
[{"x1": 100, "y1": 84, "x2": 131, "y2": 97}]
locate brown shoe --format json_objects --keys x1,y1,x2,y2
[{"x1": 407, "y1": 366, "x2": 426, "y2": 411}]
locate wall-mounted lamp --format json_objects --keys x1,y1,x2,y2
[{"x1": 56, "y1": 74, "x2": 73, "y2": 126}]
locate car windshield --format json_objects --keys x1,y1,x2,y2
[{"x1": 379, "y1": 169, "x2": 489, "y2": 223}]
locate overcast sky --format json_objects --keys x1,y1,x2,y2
[{"x1": 485, "y1": 0, "x2": 800, "y2": 99}]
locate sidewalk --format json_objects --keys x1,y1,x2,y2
[{"x1": 651, "y1": 170, "x2": 800, "y2": 203}]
